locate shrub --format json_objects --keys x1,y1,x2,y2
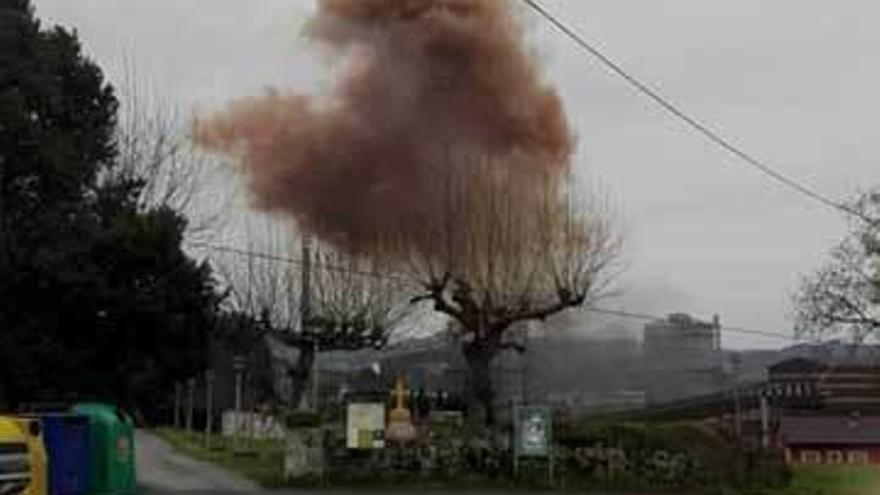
[{"x1": 555, "y1": 420, "x2": 790, "y2": 491}]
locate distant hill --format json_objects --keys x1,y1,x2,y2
[{"x1": 725, "y1": 341, "x2": 880, "y2": 386}]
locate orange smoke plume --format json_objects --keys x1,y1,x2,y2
[{"x1": 196, "y1": 0, "x2": 574, "y2": 254}]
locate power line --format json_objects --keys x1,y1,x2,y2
[
  {"x1": 186, "y1": 240, "x2": 411, "y2": 283},
  {"x1": 520, "y1": 0, "x2": 877, "y2": 228},
  {"x1": 583, "y1": 306, "x2": 801, "y2": 342},
  {"x1": 189, "y1": 240, "x2": 800, "y2": 343}
]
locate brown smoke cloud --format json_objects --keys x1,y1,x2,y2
[{"x1": 196, "y1": 0, "x2": 574, "y2": 255}]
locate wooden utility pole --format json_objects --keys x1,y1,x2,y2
[
  {"x1": 733, "y1": 388, "x2": 743, "y2": 443},
  {"x1": 232, "y1": 355, "x2": 246, "y2": 448},
  {"x1": 205, "y1": 369, "x2": 215, "y2": 448},
  {"x1": 301, "y1": 235, "x2": 312, "y2": 326},
  {"x1": 301, "y1": 234, "x2": 319, "y2": 411},
  {"x1": 186, "y1": 377, "x2": 195, "y2": 434},
  {"x1": 173, "y1": 382, "x2": 182, "y2": 429}
]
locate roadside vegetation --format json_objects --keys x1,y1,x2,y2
[{"x1": 156, "y1": 419, "x2": 793, "y2": 494}]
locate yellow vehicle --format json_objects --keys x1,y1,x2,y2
[
  {"x1": 13, "y1": 419, "x2": 46, "y2": 495},
  {"x1": 0, "y1": 416, "x2": 31, "y2": 495}
]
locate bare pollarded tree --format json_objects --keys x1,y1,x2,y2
[
  {"x1": 794, "y1": 190, "x2": 880, "y2": 343},
  {"x1": 102, "y1": 67, "x2": 233, "y2": 241},
  {"x1": 214, "y1": 216, "x2": 410, "y2": 409},
  {"x1": 387, "y1": 155, "x2": 623, "y2": 431}
]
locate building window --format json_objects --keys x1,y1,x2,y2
[
  {"x1": 800, "y1": 450, "x2": 822, "y2": 464},
  {"x1": 847, "y1": 451, "x2": 869, "y2": 465},
  {"x1": 826, "y1": 450, "x2": 845, "y2": 464}
]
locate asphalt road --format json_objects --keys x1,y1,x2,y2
[{"x1": 136, "y1": 430, "x2": 260, "y2": 493}]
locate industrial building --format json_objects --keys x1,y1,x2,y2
[{"x1": 643, "y1": 313, "x2": 724, "y2": 404}]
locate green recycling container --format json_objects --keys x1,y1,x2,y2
[{"x1": 70, "y1": 404, "x2": 135, "y2": 495}]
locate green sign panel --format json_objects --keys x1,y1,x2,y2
[{"x1": 515, "y1": 406, "x2": 552, "y2": 458}]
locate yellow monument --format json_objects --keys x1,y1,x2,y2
[{"x1": 385, "y1": 376, "x2": 417, "y2": 443}]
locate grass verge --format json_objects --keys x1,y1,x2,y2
[
  {"x1": 760, "y1": 465, "x2": 880, "y2": 495},
  {"x1": 153, "y1": 428, "x2": 286, "y2": 488}
]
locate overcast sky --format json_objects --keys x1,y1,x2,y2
[{"x1": 33, "y1": 1, "x2": 879, "y2": 349}]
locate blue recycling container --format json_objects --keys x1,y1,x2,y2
[{"x1": 38, "y1": 414, "x2": 91, "y2": 495}]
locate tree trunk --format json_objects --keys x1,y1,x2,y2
[
  {"x1": 288, "y1": 345, "x2": 315, "y2": 410},
  {"x1": 463, "y1": 342, "x2": 497, "y2": 436}
]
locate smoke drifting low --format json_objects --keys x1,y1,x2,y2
[{"x1": 196, "y1": 0, "x2": 574, "y2": 254}]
